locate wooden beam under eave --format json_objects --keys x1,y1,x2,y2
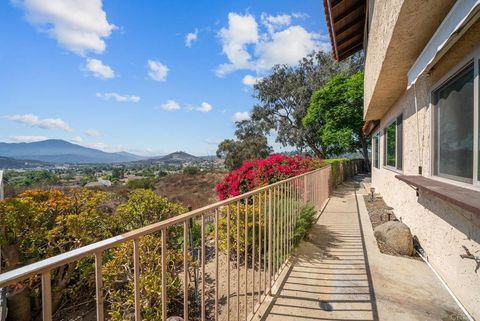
[
  {"x1": 338, "y1": 42, "x2": 363, "y2": 60},
  {"x1": 333, "y1": 0, "x2": 365, "y2": 24},
  {"x1": 335, "y1": 14, "x2": 365, "y2": 37}
]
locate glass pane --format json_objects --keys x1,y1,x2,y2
[
  {"x1": 396, "y1": 115, "x2": 403, "y2": 170},
  {"x1": 374, "y1": 135, "x2": 380, "y2": 168},
  {"x1": 386, "y1": 122, "x2": 396, "y2": 167},
  {"x1": 436, "y1": 65, "x2": 474, "y2": 182}
]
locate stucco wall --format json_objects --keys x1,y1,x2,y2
[
  {"x1": 364, "y1": 0, "x2": 455, "y2": 121},
  {"x1": 370, "y1": 21, "x2": 480, "y2": 319}
]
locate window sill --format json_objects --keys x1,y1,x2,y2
[
  {"x1": 395, "y1": 175, "x2": 480, "y2": 215},
  {"x1": 383, "y1": 165, "x2": 403, "y2": 174}
]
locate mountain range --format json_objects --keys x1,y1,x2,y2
[{"x1": 0, "y1": 139, "x2": 206, "y2": 166}]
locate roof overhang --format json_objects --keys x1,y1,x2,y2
[{"x1": 324, "y1": 0, "x2": 366, "y2": 61}]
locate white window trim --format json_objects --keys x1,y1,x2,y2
[
  {"x1": 372, "y1": 131, "x2": 381, "y2": 169},
  {"x1": 429, "y1": 47, "x2": 480, "y2": 189},
  {"x1": 382, "y1": 115, "x2": 403, "y2": 173}
]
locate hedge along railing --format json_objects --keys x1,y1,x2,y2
[
  {"x1": 324, "y1": 158, "x2": 365, "y2": 188},
  {"x1": 0, "y1": 165, "x2": 332, "y2": 321}
]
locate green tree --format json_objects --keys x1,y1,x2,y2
[
  {"x1": 250, "y1": 51, "x2": 363, "y2": 158},
  {"x1": 217, "y1": 120, "x2": 272, "y2": 170},
  {"x1": 111, "y1": 167, "x2": 125, "y2": 180},
  {"x1": 303, "y1": 71, "x2": 370, "y2": 166}
]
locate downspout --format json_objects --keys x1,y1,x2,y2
[{"x1": 415, "y1": 248, "x2": 475, "y2": 321}]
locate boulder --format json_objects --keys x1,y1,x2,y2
[{"x1": 374, "y1": 221, "x2": 414, "y2": 256}]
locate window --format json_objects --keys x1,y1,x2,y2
[
  {"x1": 433, "y1": 63, "x2": 475, "y2": 184},
  {"x1": 383, "y1": 114, "x2": 403, "y2": 170},
  {"x1": 373, "y1": 133, "x2": 380, "y2": 168}
]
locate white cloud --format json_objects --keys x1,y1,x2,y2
[
  {"x1": 261, "y1": 13, "x2": 291, "y2": 33},
  {"x1": 196, "y1": 102, "x2": 213, "y2": 113},
  {"x1": 7, "y1": 135, "x2": 48, "y2": 142},
  {"x1": 71, "y1": 136, "x2": 83, "y2": 144},
  {"x1": 232, "y1": 111, "x2": 250, "y2": 123},
  {"x1": 216, "y1": 13, "x2": 259, "y2": 77},
  {"x1": 85, "y1": 58, "x2": 115, "y2": 79},
  {"x1": 85, "y1": 129, "x2": 102, "y2": 137},
  {"x1": 14, "y1": 0, "x2": 116, "y2": 56},
  {"x1": 6, "y1": 113, "x2": 73, "y2": 132},
  {"x1": 161, "y1": 100, "x2": 181, "y2": 111},
  {"x1": 217, "y1": 12, "x2": 328, "y2": 76},
  {"x1": 242, "y1": 74, "x2": 261, "y2": 86},
  {"x1": 185, "y1": 28, "x2": 198, "y2": 47},
  {"x1": 147, "y1": 60, "x2": 169, "y2": 82},
  {"x1": 255, "y1": 26, "x2": 324, "y2": 70},
  {"x1": 96, "y1": 92, "x2": 140, "y2": 102}
]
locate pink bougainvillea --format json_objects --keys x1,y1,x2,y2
[{"x1": 216, "y1": 154, "x2": 323, "y2": 200}]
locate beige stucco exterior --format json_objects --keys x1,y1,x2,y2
[
  {"x1": 364, "y1": 0, "x2": 455, "y2": 121},
  {"x1": 366, "y1": 3, "x2": 480, "y2": 319}
]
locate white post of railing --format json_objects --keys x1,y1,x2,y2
[
  {"x1": 251, "y1": 195, "x2": 256, "y2": 311},
  {"x1": 214, "y1": 209, "x2": 219, "y2": 321},
  {"x1": 41, "y1": 272, "x2": 52, "y2": 321},
  {"x1": 183, "y1": 221, "x2": 189, "y2": 321},
  {"x1": 263, "y1": 190, "x2": 267, "y2": 296},
  {"x1": 267, "y1": 188, "x2": 272, "y2": 292},
  {"x1": 236, "y1": 201, "x2": 240, "y2": 321},
  {"x1": 201, "y1": 215, "x2": 205, "y2": 321},
  {"x1": 226, "y1": 206, "x2": 231, "y2": 321},
  {"x1": 244, "y1": 198, "x2": 248, "y2": 320},
  {"x1": 94, "y1": 251, "x2": 104, "y2": 321},
  {"x1": 162, "y1": 228, "x2": 167, "y2": 321},
  {"x1": 133, "y1": 238, "x2": 141, "y2": 321},
  {"x1": 303, "y1": 175, "x2": 308, "y2": 205}
]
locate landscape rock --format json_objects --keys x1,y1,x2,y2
[{"x1": 374, "y1": 221, "x2": 414, "y2": 256}]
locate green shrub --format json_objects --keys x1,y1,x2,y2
[
  {"x1": 293, "y1": 205, "x2": 316, "y2": 245},
  {"x1": 127, "y1": 177, "x2": 156, "y2": 189},
  {"x1": 183, "y1": 166, "x2": 200, "y2": 175}
]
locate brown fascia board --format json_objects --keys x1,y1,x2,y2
[{"x1": 324, "y1": 0, "x2": 339, "y2": 61}]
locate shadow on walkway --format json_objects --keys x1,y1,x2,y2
[{"x1": 260, "y1": 182, "x2": 379, "y2": 321}]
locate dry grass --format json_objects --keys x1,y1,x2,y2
[{"x1": 155, "y1": 171, "x2": 226, "y2": 209}]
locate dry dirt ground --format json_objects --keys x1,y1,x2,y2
[{"x1": 155, "y1": 172, "x2": 226, "y2": 209}]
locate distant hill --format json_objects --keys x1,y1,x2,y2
[
  {"x1": 0, "y1": 156, "x2": 52, "y2": 169},
  {"x1": 145, "y1": 151, "x2": 202, "y2": 165},
  {"x1": 0, "y1": 139, "x2": 145, "y2": 164}
]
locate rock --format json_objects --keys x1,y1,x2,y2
[{"x1": 374, "y1": 221, "x2": 414, "y2": 256}]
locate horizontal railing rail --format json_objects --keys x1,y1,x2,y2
[{"x1": 0, "y1": 165, "x2": 332, "y2": 321}]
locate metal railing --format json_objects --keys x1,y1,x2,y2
[{"x1": 0, "y1": 166, "x2": 331, "y2": 321}]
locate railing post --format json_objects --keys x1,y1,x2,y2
[
  {"x1": 94, "y1": 252, "x2": 104, "y2": 321},
  {"x1": 133, "y1": 238, "x2": 141, "y2": 321},
  {"x1": 303, "y1": 175, "x2": 308, "y2": 205},
  {"x1": 41, "y1": 272, "x2": 52, "y2": 321},
  {"x1": 267, "y1": 188, "x2": 273, "y2": 293},
  {"x1": 162, "y1": 229, "x2": 167, "y2": 321}
]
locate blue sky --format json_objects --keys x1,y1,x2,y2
[{"x1": 0, "y1": 1, "x2": 329, "y2": 156}]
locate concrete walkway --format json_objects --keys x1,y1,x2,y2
[{"x1": 257, "y1": 179, "x2": 467, "y2": 321}]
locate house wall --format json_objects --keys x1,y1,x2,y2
[
  {"x1": 364, "y1": 0, "x2": 455, "y2": 120},
  {"x1": 371, "y1": 20, "x2": 480, "y2": 319}
]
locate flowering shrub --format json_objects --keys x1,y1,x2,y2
[{"x1": 216, "y1": 154, "x2": 323, "y2": 200}]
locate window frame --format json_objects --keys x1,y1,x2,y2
[
  {"x1": 383, "y1": 114, "x2": 403, "y2": 172},
  {"x1": 372, "y1": 131, "x2": 380, "y2": 169},
  {"x1": 429, "y1": 49, "x2": 480, "y2": 189}
]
